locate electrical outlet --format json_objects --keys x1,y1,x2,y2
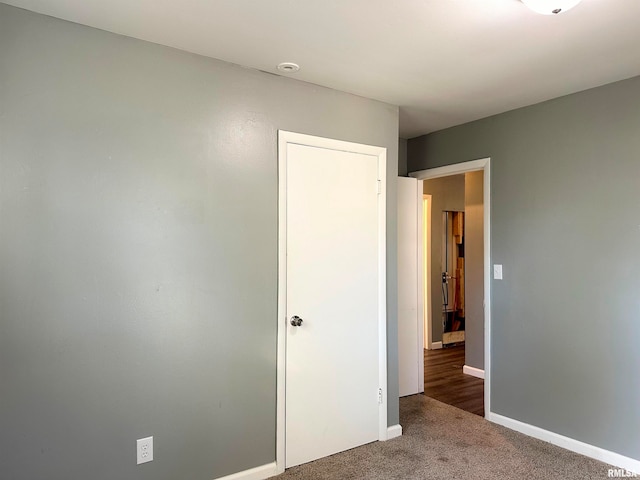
[{"x1": 137, "y1": 436, "x2": 153, "y2": 465}]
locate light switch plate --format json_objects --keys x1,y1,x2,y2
[
  {"x1": 494, "y1": 264, "x2": 503, "y2": 280},
  {"x1": 137, "y1": 436, "x2": 153, "y2": 465}
]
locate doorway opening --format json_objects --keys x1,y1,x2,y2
[
  {"x1": 409, "y1": 158, "x2": 491, "y2": 417},
  {"x1": 421, "y1": 172, "x2": 483, "y2": 416}
]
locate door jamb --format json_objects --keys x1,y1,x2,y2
[
  {"x1": 276, "y1": 131, "x2": 388, "y2": 473},
  {"x1": 409, "y1": 157, "x2": 491, "y2": 418},
  {"x1": 423, "y1": 194, "x2": 432, "y2": 350},
  {"x1": 416, "y1": 183, "x2": 425, "y2": 391}
]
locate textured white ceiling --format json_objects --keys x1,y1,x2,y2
[{"x1": 4, "y1": 0, "x2": 640, "y2": 138}]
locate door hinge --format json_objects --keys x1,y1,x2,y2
[
  {"x1": 377, "y1": 180, "x2": 382, "y2": 195},
  {"x1": 378, "y1": 388, "x2": 383, "y2": 404}
]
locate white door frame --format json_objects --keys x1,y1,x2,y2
[
  {"x1": 276, "y1": 131, "x2": 388, "y2": 474},
  {"x1": 410, "y1": 158, "x2": 491, "y2": 417},
  {"x1": 422, "y1": 194, "x2": 433, "y2": 350},
  {"x1": 416, "y1": 186, "x2": 425, "y2": 390}
]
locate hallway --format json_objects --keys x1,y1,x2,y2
[{"x1": 424, "y1": 345, "x2": 484, "y2": 416}]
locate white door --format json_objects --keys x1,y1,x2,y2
[
  {"x1": 282, "y1": 135, "x2": 385, "y2": 468},
  {"x1": 397, "y1": 177, "x2": 424, "y2": 397}
]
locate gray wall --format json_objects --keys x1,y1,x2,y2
[
  {"x1": 408, "y1": 76, "x2": 640, "y2": 460},
  {"x1": 0, "y1": 5, "x2": 399, "y2": 480},
  {"x1": 398, "y1": 138, "x2": 408, "y2": 176},
  {"x1": 464, "y1": 171, "x2": 484, "y2": 370},
  {"x1": 423, "y1": 175, "x2": 464, "y2": 344}
]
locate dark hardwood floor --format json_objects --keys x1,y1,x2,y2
[{"x1": 423, "y1": 344, "x2": 484, "y2": 416}]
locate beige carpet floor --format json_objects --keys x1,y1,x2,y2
[{"x1": 273, "y1": 394, "x2": 612, "y2": 479}]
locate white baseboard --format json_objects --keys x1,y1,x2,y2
[
  {"x1": 430, "y1": 341, "x2": 442, "y2": 350},
  {"x1": 386, "y1": 424, "x2": 403, "y2": 440},
  {"x1": 214, "y1": 462, "x2": 279, "y2": 480},
  {"x1": 488, "y1": 413, "x2": 640, "y2": 474},
  {"x1": 462, "y1": 365, "x2": 485, "y2": 379}
]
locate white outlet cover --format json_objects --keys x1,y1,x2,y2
[
  {"x1": 494, "y1": 264, "x2": 503, "y2": 280},
  {"x1": 137, "y1": 436, "x2": 154, "y2": 465}
]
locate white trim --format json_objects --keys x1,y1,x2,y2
[
  {"x1": 276, "y1": 131, "x2": 388, "y2": 473},
  {"x1": 276, "y1": 131, "x2": 287, "y2": 476},
  {"x1": 410, "y1": 157, "x2": 491, "y2": 418},
  {"x1": 482, "y1": 159, "x2": 491, "y2": 418},
  {"x1": 489, "y1": 413, "x2": 640, "y2": 475},
  {"x1": 385, "y1": 424, "x2": 403, "y2": 441},
  {"x1": 409, "y1": 158, "x2": 487, "y2": 180},
  {"x1": 416, "y1": 183, "x2": 425, "y2": 393},
  {"x1": 377, "y1": 141, "x2": 388, "y2": 442},
  {"x1": 213, "y1": 462, "x2": 278, "y2": 480},
  {"x1": 462, "y1": 365, "x2": 485, "y2": 379},
  {"x1": 430, "y1": 341, "x2": 443, "y2": 350},
  {"x1": 423, "y1": 194, "x2": 432, "y2": 353}
]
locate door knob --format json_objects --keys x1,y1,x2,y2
[{"x1": 290, "y1": 316, "x2": 303, "y2": 327}]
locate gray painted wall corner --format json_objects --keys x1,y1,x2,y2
[
  {"x1": 407, "y1": 74, "x2": 640, "y2": 461},
  {"x1": 0, "y1": 4, "x2": 400, "y2": 479},
  {"x1": 398, "y1": 138, "x2": 408, "y2": 176}
]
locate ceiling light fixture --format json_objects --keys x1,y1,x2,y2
[
  {"x1": 277, "y1": 62, "x2": 300, "y2": 73},
  {"x1": 521, "y1": 0, "x2": 582, "y2": 14}
]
